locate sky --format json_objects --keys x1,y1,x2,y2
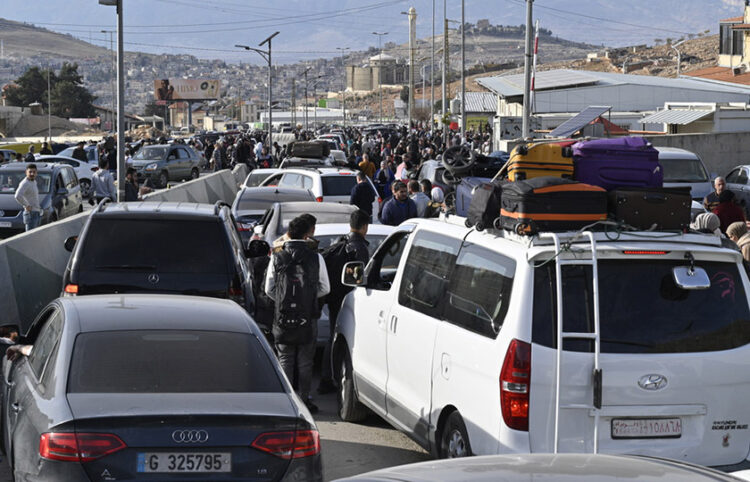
[{"x1": 3, "y1": 0, "x2": 742, "y2": 64}]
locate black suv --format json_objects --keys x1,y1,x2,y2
[{"x1": 62, "y1": 200, "x2": 255, "y2": 313}]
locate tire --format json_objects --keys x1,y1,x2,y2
[
  {"x1": 440, "y1": 411, "x2": 472, "y2": 458},
  {"x1": 158, "y1": 171, "x2": 169, "y2": 188},
  {"x1": 338, "y1": 351, "x2": 368, "y2": 422},
  {"x1": 79, "y1": 179, "x2": 91, "y2": 198},
  {"x1": 190, "y1": 168, "x2": 199, "y2": 180}
]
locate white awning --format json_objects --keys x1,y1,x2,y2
[{"x1": 640, "y1": 109, "x2": 713, "y2": 125}]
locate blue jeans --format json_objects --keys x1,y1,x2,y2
[{"x1": 22, "y1": 210, "x2": 41, "y2": 231}]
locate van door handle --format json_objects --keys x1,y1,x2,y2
[{"x1": 390, "y1": 315, "x2": 398, "y2": 333}]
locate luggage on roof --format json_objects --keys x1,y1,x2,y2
[
  {"x1": 507, "y1": 142, "x2": 575, "y2": 182},
  {"x1": 572, "y1": 137, "x2": 662, "y2": 190},
  {"x1": 608, "y1": 187, "x2": 692, "y2": 231},
  {"x1": 289, "y1": 141, "x2": 330, "y2": 159}
]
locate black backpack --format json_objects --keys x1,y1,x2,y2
[
  {"x1": 321, "y1": 235, "x2": 357, "y2": 297},
  {"x1": 272, "y1": 247, "x2": 319, "y2": 345}
]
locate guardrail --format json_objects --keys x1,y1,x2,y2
[{"x1": 0, "y1": 165, "x2": 248, "y2": 330}]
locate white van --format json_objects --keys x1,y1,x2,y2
[
  {"x1": 658, "y1": 147, "x2": 714, "y2": 202},
  {"x1": 333, "y1": 216, "x2": 750, "y2": 468}
]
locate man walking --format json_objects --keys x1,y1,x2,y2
[
  {"x1": 91, "y1": 158, "x2": 117, "y2": 203},
  {"x1": 24, "y1": 145, "x2": 35, "y2": 163},
  {"x1": 14, "y1": 163, "x2": 42, "y2": 231},
  {"x1": 408, "y1": 179, "x2": 430, "y2": 217},
  {"x1": 380, "y1": 180, "x2": 417, "y2": 226},
  {"x1": 350, "y1": 171, "x2": 375, "y2": 219},
  {"x1": 318, "y1": 209, "x2": 370, "y2": 394},
  {"x1": 704, "y1": 176, "x2": 731, "y2": 212},
  {"x1": 265, "y1": 216, "x2": 330, "y2": 414},
  {"x1": 71, "y1": 141, "x2": 88, "y2": 162}
]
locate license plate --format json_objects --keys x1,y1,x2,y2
[
  {"x1": 611, "y1": 418, "x2": 682, "y2": 439},
  {"x1": 0, "y1": 222, "x2": 11, "y2": 228},
  {"x1": 137, "y1": 452, "x2": 231, "y2": 473}
]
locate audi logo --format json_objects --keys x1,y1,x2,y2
[{"x1": 172, "y1": 430, "x2": 209, "y2": 443}]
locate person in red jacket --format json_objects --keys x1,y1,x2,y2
[{"x1": 712, "y1": 190, "x2": 746, "y2": 234}]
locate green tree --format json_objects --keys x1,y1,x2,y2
[
  {"x1": 3, "y1": 66, "x2": 53, "y2": 109},
  {"x1": 4, "y1": 63, "x2": 95, "y2": 117}
]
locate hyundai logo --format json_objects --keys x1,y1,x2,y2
[
  {"x1": 147, "y1": 273, "x2": 160, "y2": 284},
  {"x1": 638, "y1": 374, "x2": 668, "y2": 391},
  {"x1": 172, "y1": 430, "x2": 209, "y2": 443}
]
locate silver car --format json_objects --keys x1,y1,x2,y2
[
  {"x1": 232, "y1": 186, "x2": 316, "y2": 245},
  {"x1": 658, "y1": 147, "x2": 714, "y2": 202},
  {"x1": 252, "y1": 201, "x2": 357, "y2": 245}
]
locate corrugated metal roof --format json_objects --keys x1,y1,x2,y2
[
  {"x1": 640, "y1": 109, "x2": 713, "y2": 125},
  {"x1": 721, "y1": 16, "x2": 744, "y2": 23},
  {"x1": 461, "y1": 92, "x2": 497, "y2": 112},
  {"x1": 475, "y1": 69, "x2": 750, "y2": 98}
]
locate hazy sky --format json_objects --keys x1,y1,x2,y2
[{"x1": 3, "y1": 0, "x2": 740, "y2": 64}]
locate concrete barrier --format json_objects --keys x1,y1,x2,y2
[{"x1": 0, "y1": 165, "x2": 248, "y2": 330}]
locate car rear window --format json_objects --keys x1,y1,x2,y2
[
  {"x1": 533, "y1": 259, "x2": 750, "y2": 353},
  {"x1": 321, "y1": 175, "x2": 358, "y2": 196},
  {"x1": 68, "y1": 330, "x2": 283, "y2": 393},
  {"x1": 660, "y1": 158, "x2": 709, "y2": 183},
  {"x1": 277, "y1": 210, "x2": 353, "y2": 235},
  {"x1": 316, "y1": 234, "x2": 388, "y2": 257},
  {"x1": 237, "y1": 192, "x2": 312, "y2": 211},
  {"x1": 80, "y1": 219, "x2": 229, "y2": 273},
  {"x1": 246, "y1": 172, "x2": 274, "y2": 187}
]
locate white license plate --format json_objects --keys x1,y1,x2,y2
[
  {"x1": 611, "y1": 418, "x2": 682, "y2": 439},
  {"x1": 0, "y1": 222, "x2": 12, "y2": 228},
  {"x1": 137, "y1": 452, "x2": 231, "y2": 473}
]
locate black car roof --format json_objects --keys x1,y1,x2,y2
[
  {"x1": 61, "y1": 295, "x2": 255, "y2": 334},
  {"x1": 94, "y1": 201, "x2": 229, "y2": 219}
]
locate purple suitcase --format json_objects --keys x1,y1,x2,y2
[{"x1": 572, "y1": 137, "x2": 662, "y2": 190}]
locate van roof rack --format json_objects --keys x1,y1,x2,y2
[{"x1": 213, "y1": 200, "x2": 230, "y2": 215}]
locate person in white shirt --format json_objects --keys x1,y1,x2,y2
[
  {"x1": 407, "y1": 179, "x2": 430, "y2": 217},
  {"x1": 91, "y1": 158, "x2": 117, "y2": 203},
  {"x1": 14, "y1": 163, "x2": 42, "y2": 231}
]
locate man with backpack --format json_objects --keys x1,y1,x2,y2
[
  {"x1": 265, "y1": 216, "x2": 330, "y2": 414},
  {"x1": 317, "y1": 209, "x2": 371, "y2": 394}
]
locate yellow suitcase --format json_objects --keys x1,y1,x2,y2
[{"x1": 507, "y1": 142, "x2": 575, "y2": 182}]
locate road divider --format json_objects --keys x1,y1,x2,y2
[{"x1": 0, "y1": 166, "x2": 248, "y2": 329}]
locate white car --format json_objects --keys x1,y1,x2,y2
[
  {"x1": 330, "y1": 149, "x2": 349, "y2": 167},
  {"x1": 58, "y1": 144, "x2": 99, "y2": 165},
  {"x1": 334, "y1": 215, "x2": 750, "y2": 468},
  {"x1": 36, "y1": 154, "x2": 97, "y2": 197},
  {"x1": 243, "y1": 168, "x2": 281, "y2": 188},
  {"x1": 261, "y1": 167, "x2": 381, "y2": 217}
]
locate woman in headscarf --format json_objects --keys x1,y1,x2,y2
[
  {"x1": 690, "y1": 212, "x2": 723, "y2": 237},
  {"x1": 423, "y1": 187, "x2": 446, "y2": 218}
]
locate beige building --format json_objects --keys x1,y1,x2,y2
[{"x1": 346, "y1": 54, "x2": 408, "y2": 92}]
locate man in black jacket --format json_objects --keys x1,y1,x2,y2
[
  {"x1": 349, "y1": 171, "x2": 376, "y2": 219},
  {"x1": 318, "y1": 209, "x2": 370, "y2": 394}
]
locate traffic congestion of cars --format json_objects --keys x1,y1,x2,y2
[{"x1": 3, "y1": 122, "x2": 750, "y2": 482}]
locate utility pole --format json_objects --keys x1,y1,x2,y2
[
  {"x1": 460, "y1": 0, "x2": 466, "y2": 142},
  {"x1": 237, "y1": 31, "x2": 279, "y2": 148},
  {"x1": 522, "y1": 0, "x2": 534, "y2": 139},
  {"x1": 442, "y1": 0, "x2": 448, "y2": 145},
  {"x1": 431, "y1": 0, "x2": 435, "y2": 130},
  {"x1": 101, "y1": 29, "x2": 115, "y2": 131},
  {"x1": 291, "y1": 80, "x2": 296, "y2": 127},
  {"x1": 406, "y1": 7, "x2": 417, "y2": 129},
  {"x1": 337, "y1": 47, "x2": 350, "y2": 128},
  {"x1": 303, "y1": 67, "x2": 310, "y2": 131},
  {"x1": 372, "y1": 31, "x2": 388, "y2": 122},
  {"x1": 671, "y1": 39, "x2": 686, "y2": 77},
  {"x1": 47, "y1": 62, "x2": 51, "y2": 141}
]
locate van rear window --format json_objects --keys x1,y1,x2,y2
[
  {"x1": 533, "y1": 260, "x2": 750, "y2": 353},
  {"x1": 322, "y1": 176, "x2": 358, "y2": 196},
  {"x1": 80, "y1": 219, "x2": 229, "y2": 274}
]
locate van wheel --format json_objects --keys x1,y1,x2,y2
[
  {"x1": 158, "y1": 171, "x2": 169, "y2": 188},
  {"x1": 440, "y1": 411, "x2": 472, "y2": 458},
  {"x1": 338, "y1": 351, "x2": 368, "y2": 422},
  {"x1": 190, "y1": 168, "x2": 199, "y2": 180}
]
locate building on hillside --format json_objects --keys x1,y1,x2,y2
[
  {"x1": 93, "y1": 105, "x2": 140, "y2": 132},
  {"x1": 640, "y1": 102, "x2": 750, "y2": 134},
  {"x1": 475, "y1": 69, "x2": 750, "y2": 148},
  {"x1": 346, "y1": 54, "x2": 409, "y2": 93},
  {"x1": 240, "y1": 100, "x2": 262, "y2": 123},
  {"x1": 453, "y1": 91, "x2": 497, "y2": 130}
]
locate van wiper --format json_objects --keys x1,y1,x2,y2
[
  {"x1": 95, "y1": 264, "x2": 157, "y2": 270},
  {"x1": 599, "y1": 338, "x2": 653, "y2": 348}
]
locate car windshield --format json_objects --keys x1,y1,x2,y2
[
  {"x1": 67, "y1": 330, "x2": 283, "y2": 393},
  {"x1": 245, "y1": 172, "x2": 275, "y2": 187},
  {"x1": 237, "y1": 192, "x2": 313, "y2": 211},
  {"x1": 278, "y1": 210, "x2": 353, "y2": 235},
  {"x1": 0, "y1": 172, "x2": 52, "y2": 194},
  {"x1": 321, "y1": 175, "x2": 358, "y2": 196},
  {"x1": 316, "y1": 234, "x2": 388, "y2": 257},
  {"x1": 533, "y1": 259, "x2": 750, "y2": 353},
  {"x1": 133, "y1": 147, "x2": 168, "y2": 161},
  {"x1": 59, "y1": 146, "x2": 96, "y2": 162},
  {"x1": 80, "y1": 219, "x2": 229, "y2": 273},
  {"x1": 661, "y1": 158, "x2": 709, "y2": 183}
]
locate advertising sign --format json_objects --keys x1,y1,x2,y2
[{"x1": 154, "y1": 79, "x2": 220, "y2": 101}]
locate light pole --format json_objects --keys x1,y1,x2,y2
[
  {"x1": 442, "y1": 0, "x2": 447, "y2": 145},
  {"x1": 372, "y1": 31, "x2": 388, "y2": 122},
  {"x1": 431, "y1": 0, "x2": 435, "y2": 130},
  {"x1": 460, "y1": 0, "x2": 465, "y2": 141},
  {"x1": 671, "y1": 39, "x2": 686, "y2": 77},
  {"x1": 46, "y1": 61, "x2": 51, "y2": 141},
  {"x1": 301, "y1": 67, "x2": 311, "y2": 132},
  {"x1": 236, "y1": 31, "x2": 279, "y2": 148},
  {"x1": 337, "y1": 47, "x2": 350, "y2": 127},
  {"x1": 401, "y1": 8, "x2": 417, "y2": 129},
  {"x1": 97, "y1": 1, "x2": 125, "y2": 201},
  {"x1": 522, "y1": 0, "x2": 534, "y2": 139},
  {"x1": 100, "y1": 29, "x2": 115, "y2": 132}
]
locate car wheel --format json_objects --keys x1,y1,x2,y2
[
  {"x1": 440, "y1": 411, "x2": 472, "y2": 458},
  {"x1": 190, "y1": 168, "x2": 199, "y2": 180},
  {"x1": 158, "y1": 171, "x2": 168, "y2": 188},
  {"x1": 338, "y1": 350, "x2": 368, "y2": 422},
  {"x1": 79, "y1": 179, "x2": 91, "y2": 197}
]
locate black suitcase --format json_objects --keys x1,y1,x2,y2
[
  {"x1": 465, "y1": 181, "x2": 504, "y2": 231},
  {"x1": 608, "y1": 187, "x2": 692, "y2": 231},
  {"x1": 500, "y1": 177, "x2": 608, "y2": 235},
  {"x1": 290, "y1": 141, "x2": 330, "y2": 159}
]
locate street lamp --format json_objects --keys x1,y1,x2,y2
[
  {"x1": 236, "y1": 31, "x2": 279, "y2": 148},
  {"x1": 299, "y1": 67, "x2": 311, "y2": 131},
  {"x1": 401, "y1": 8, "x2": 417, "y2": 129},
  {"x1": 372, "y1": 31, "x2": 388, "y2": 122},
  {"x1": 671, "y1": 39, "x2": 686, "y2": 77},
  {"x1": 100, "y1": 29, "x2": 115, "y2": 131},
  {"x1": 337, "y1": 47, "x2": 350, "y2": 128},
  {"x1": 97, "y1": 0, "x2": 125, "y2": 202}
]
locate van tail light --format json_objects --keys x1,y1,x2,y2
[
  {"x1": 251, "y1": 430, "x2": 320, "y2": 460},
  {"x1": 235, "y1": 221, "x2": 254, "y2": 232},
  {"x1": 377, "y1": 197, "x2": 383, "y2": 204},
  {"x1": 40, "y1": 433, "x2": 126, "y2": 462},
  {"x1": 64, "y1": 284, "x2": 79, "y2": 295},
  {"x1": 500, "y1": 339, "x2": 531, "y2": 431},
  {"x1": 316, "y1": 196, "x2": 323, "y2": 202}
]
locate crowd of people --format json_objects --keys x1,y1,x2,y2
[{"x1": 695, "y1": 175, "x2": 750, "y2": 263}]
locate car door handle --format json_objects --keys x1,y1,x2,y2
[
  {"x1": 390, "y1": 315, "x2": 398, "y2": 333},
  {"x1": 11, "y1": 403, "x2": 20, "y2": 413}
]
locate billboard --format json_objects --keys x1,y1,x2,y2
[{"x1": 154, "y1": 79, "x2": 220, "y2": 101}]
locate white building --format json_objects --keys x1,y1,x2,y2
[{"x1": 640, "y1": 102, "x2": 750, "y2": 134}]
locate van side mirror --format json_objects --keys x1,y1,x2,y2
[
  {"x1": 245, "y1": 239, "x2": 270, "y2": 258},
  {"x1": 342, "y1": 261, "x2": 366, "y2": 287},
  {"x1": 64, "y1": 236, "x2": 78, "y2": 252},
  {"x1": 672, "y1": 266, "x2": 711, "y2": 290}
]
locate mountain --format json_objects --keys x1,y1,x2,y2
[{"x1": 0, "y1": 18, "x2": 109, "y2": 60}]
